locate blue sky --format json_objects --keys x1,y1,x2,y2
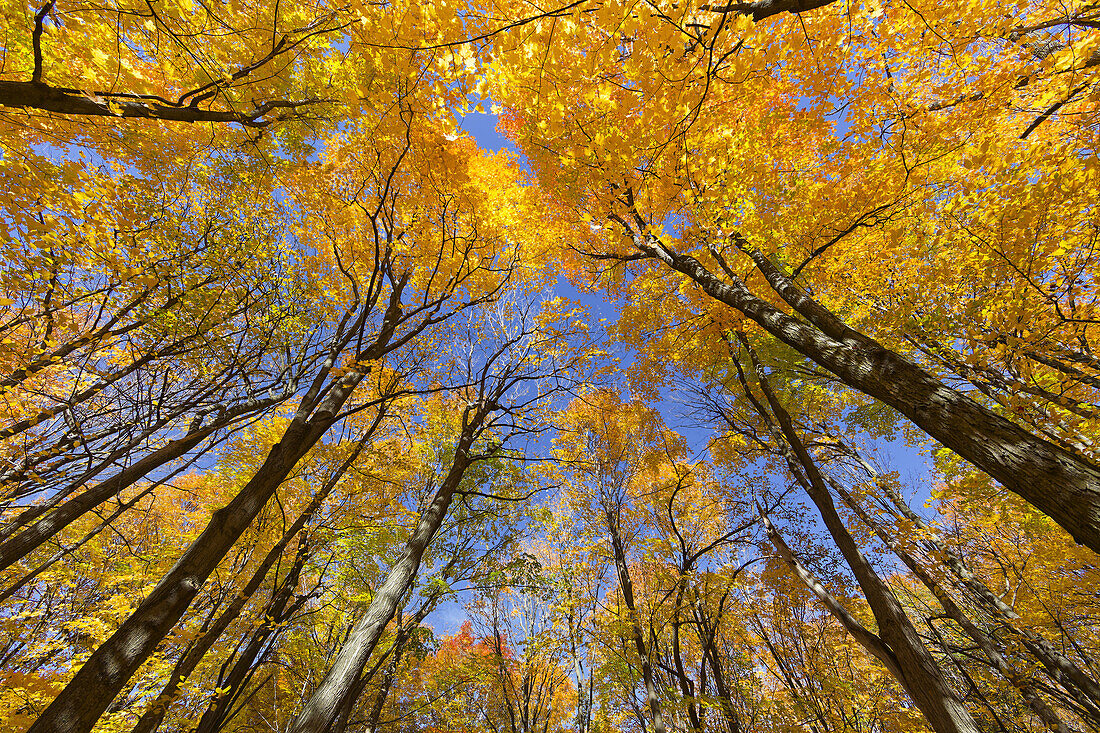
[
  {"x1": 422, "y1": 106, "x2": 940, "y2": 639},
  {"x1": 458, "y1": 110, "x2": 518, "y2": 154}
]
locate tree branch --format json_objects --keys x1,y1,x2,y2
[
  {"x1": 699, "y1": 0, "x2": 838, "y2": 21},
  {"x1": 0, "y1": 81, "x2": 325, "y2": 125},
  {"x1": 31, "y1": 0, "x2": 55, "y2": 84}
]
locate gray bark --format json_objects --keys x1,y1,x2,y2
[
  {"x1": 634, "y1": 234, "x2": 1100, "y2": 553},
  {"x1": 286, "y1": 399, "x2": 494, "y2": 733},
  {"x1": 738, "y1": 336, "x2": 981, "y2": 733},
  {"x1": 830, "y1": 476, "x2": 1072, "y2": 732},
  {"x1": 26, "y1": 291, "x2": 408, "y2": 733}
]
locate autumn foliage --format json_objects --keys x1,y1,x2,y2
[{"x1": 1, "y1": 0, "x2": 1099, "y2": 732}]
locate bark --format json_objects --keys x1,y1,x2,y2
[
  {"x1": 0, "y1": 485, "x2": 156, "y2": 605},
  {"x1": 355, "y1": 641, "x2": 404, "y2": 733},
  {"x1": 329, "y1": 600, "x2": 434, "y2": 733},
  {"x1": 565, "y1": 605, "x2": 592, "y2": 733},
  {"x1": 128, "y1": 438, "x2": 358, "y2": 733},
  {"x1": 192, "y1": 541, "x2": 312, "y2": 733},
  {"x1": 698, "y1": 0, "x2": 839, "y2": 21},
  {"x1": 635, "y1": 234, "x2": 1100, "y2": 553},
  {"x1": 286, "y1": 399, "x2": 495, "y2": 733},
  {"x1": 26, "y1": 292, "x2": 407, "y2": 733},
  {"x1": 737, "y1": 335, "x2": 981, "y2": 733},
  {"x1": 0, "y1": 81, "x2": 320, "y2": 126},
  {"x1": 26, "y1": 386, "x2": 362, "y2": 733},
  {"x1": 491, "y1": 610, "x2": 521, "y2": 733},
  {"x1": 604, "y1": 509, "x2": 668, "y2": 733},
  {"x1": 669, "y1": 618, "x2": 703, "y2": 733},
  {"x1": 830, "y1": 477, "x2": 1072, "y2": 733}
]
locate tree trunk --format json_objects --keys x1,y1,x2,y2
[
  {"x1": 128, "y1": 436, "x2": 359, "y2": 733},
  {"x1": 737, "y1": 335, "x2": 981, "y2": 733},
  {"x1": 637, "y1": 235, "x2": 1100, "y2": 553},
  {"x1": 27, "y1": 285, "x2": 414, "y2": 733},
  {"x1": 26, "y1": 370, "x2": 371, "y2": 733},
  {"x1": 286, "y1": 400, "x2": 493, "y2": 733},
  {"x1": 830, "y1": 476, "x2": 1073, "y2": 733},
  {"x1": 604, "y1": 509, "x2": 668, "y2": 733}
]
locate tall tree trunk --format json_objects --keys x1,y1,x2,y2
[
  {"x1": 26, "y1": 294, "x2": 406, "y2": 733},
  {"x1": 829, "y1": 475, "x2": 1073, "y2": 732},
  {"x1": 286, "y1": 399, "x2": 495, "y2": 733},
  {"x1": 736, "y1": 334, "x2": 981, "y2": 733},
  {"x1": 845, "y1": 453, "x2": 1100, "y2": 725},
  {"x1": 565, "y1": 604, "x2": 592, "y2": 733},
  {"x1": 351, "y1": 639, "x2": 404, "y2": 733},
  {"x1": 669, "y1": 618, "x2": 702, "y2": 733},
  {"x1": 631, "y1": 232, "x2": 1100, "y2": 552},
  {"x1": 129, "y1": 434, "x2": 367, "y2": 733},
  {"x1": 192, "y1": 540, "x2": 313, "y2": 733},
  {"x1": 604, "y1": 509, "x2": 668, "y2": 733}
]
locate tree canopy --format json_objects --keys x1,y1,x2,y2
[{"x1": 1, "y1": 0, "x2": 1099, "y2": 732}]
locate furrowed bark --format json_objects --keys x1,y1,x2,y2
[
  {"x1": 738, "y1": 335, "x2": 981, "y2": 733},
  {"x1": 330, "y1": 603, "x2": 430, "y2": 733},
  {"x1": 286, "y1": 399, "x2": 494, "y2": 733},
  {"x1": 637, "y1": 234, "x2": 1100, "y2": 553},
  {"x1": 829, "y1": 476, "x2": 1072, "y2": 732},
  {"x1": 360, "y1": 643, "x2": 402, "y2": 733}
]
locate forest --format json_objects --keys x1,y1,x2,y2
[{"x1": 1, "y1": 0, "x2": 1099, "y2": 732}]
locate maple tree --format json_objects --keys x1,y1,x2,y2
[
  {"x1": 2, "y1": 0, "x2": 1100, "y2": 732},
  {"x1": 489, "y1": 0, "x2": 1100, "y2": 552}
]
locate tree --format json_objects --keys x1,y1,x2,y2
[
  {"x1": 17, "y1": 91, "x2": 558, "y2": 732},
  {"x1": 4, "y1": 0, "x2": 1100, "y2": 731},
  {"x1": 489, "y1": 0, "x2": 1100, "y2": 552},
  {"x1": 692, "y1": 331, "x2": 1099, "y2": 731},
  {"x1": 288, "y1": 293, "x2": 592, "y2": 733}
]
